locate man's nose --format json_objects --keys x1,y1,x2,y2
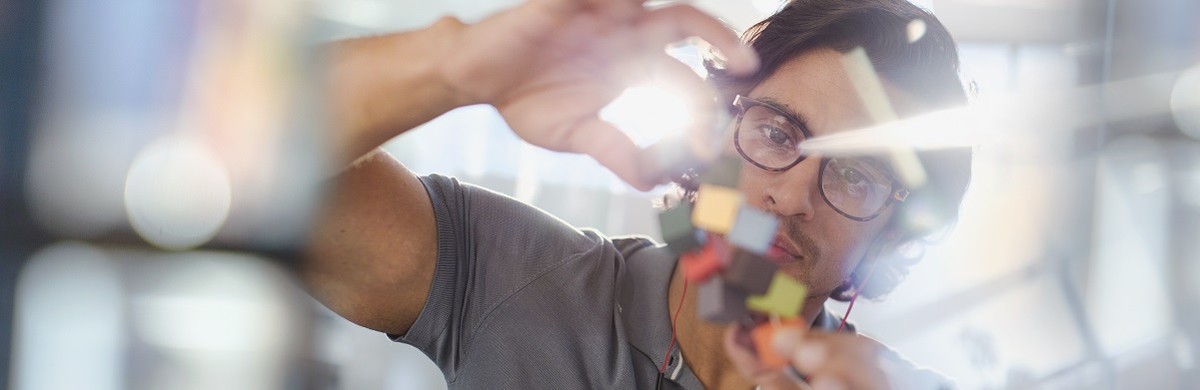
[{"x1": 761, "y1": 158, "x2": 821, "y2": 221}]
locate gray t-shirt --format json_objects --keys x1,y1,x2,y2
[{"x1": 393, "y1": 174, "x2": 860, "y2": 389}]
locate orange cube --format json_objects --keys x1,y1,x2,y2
[{"x1": 750, "y1": 319, "x2": 806, "y2": 370}]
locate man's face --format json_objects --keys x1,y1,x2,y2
[{"x1": 733, "y1": 47, "x2": 907, "y2": 299}]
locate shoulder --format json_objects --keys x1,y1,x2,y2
[{"x1": 611, "y1": 235, "x2": 661, "y2": 257}]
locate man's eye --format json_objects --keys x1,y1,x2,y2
[
  {"x1": 840, "y1": 167, "x2": 864, "y2": 184},
  {"x1": 761, "y1": 126, "x2": 793, "y2": 147}
]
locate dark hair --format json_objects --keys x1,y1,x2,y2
[{"x1": 698, "y1": 0, "x2": 973, "y2": 300}]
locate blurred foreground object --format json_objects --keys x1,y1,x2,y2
[
  {"x1": 25, "y1": 0, "x2": 324, "y2": 251},
  {"x1": 4, "y1": 0, "x2": 329, "y2": 388},
  {"x1": 10, "y1": 244, "x2": 310, "y2": 390}
]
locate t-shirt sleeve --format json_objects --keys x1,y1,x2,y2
[{"x1": 391, "y1": 174, "x2": 611, "y2": 379}]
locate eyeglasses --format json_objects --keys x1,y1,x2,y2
[{"x1": 730, "y1": 95, "x2": 909, "y2": 222}]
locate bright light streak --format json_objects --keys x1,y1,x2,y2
[
  {"x1": 800, "y1": 69, "x2": 1200, "y2": 158},
  {"x1": 600, "y1": 85, "x2": 693, "y2": 148},
  {"x1": 800, "y1": 103, "x2": 990, "y2": 156},
  {"x1": 841, "y1": 47, "x2": 927, "y2": 188}
]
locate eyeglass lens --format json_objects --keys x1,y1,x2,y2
[
  {"x1": 735, "y1": 102, "x2": 893, "y2": 219},
  {"x1": 737, "y1": 105, "x2": 807, "y2": 169},
  {"x1": 820, "y1": 158, "x2": 892, "y2": 218}
]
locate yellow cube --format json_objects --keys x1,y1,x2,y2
[
  {"x1": 746, "y1": 272, "x2": 807, "y2": 319},
  {"x1": 692, "y1": 184, "x2": 743, "y2": 234}
]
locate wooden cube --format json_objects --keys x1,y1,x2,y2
[
  {"x1": 692, "y1": 184, "x2": 743, "y2": 234},
  {"x1": 727, "y1": 205, "x2": 779, "y2": 255},
  {"x1": 750, "y1": 319, "x2": 806, "y2": 369},
  {"x1": 681, "y1": 245, "x2": 722, "y2": 283},
  {"x1": 697, "y1": 277, "x2": 748, "y2": 324},
  {"x1": 746, "y1": 273, "x2": 808, "y2": 319},
  {"x1": 723, "y1": 250, "x2": 779, "y2": 296},
  {"x1": 658, "y1": 203, "x2": 702, "y2": 255}
]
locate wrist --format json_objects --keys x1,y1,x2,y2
[
  {"x1": 370, "y1": 16, "x2": 473, "y2": 112},
  {"x1": 328, "y1": 18, "x2": 472, "y2": 160},
  {"x1": 424, "y1": 16, "x2": 480, "y2": 107}
]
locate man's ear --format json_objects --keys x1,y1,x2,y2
[
  {"x1": 835, "y1": 228, "x2": 916, "y2": 301},
  {"x1": 831, "y1": 231, "x2": 894, "y2": 301}
]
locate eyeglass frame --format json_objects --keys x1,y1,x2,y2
[{"x1": 729, "y1": 94, "x2": 910, "y2": 222}]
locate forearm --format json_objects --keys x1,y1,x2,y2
[{"x1": 328, "y1": 17, "x2": 472, "y2": 164}]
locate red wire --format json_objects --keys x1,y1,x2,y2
[
  {"x1": 837, "y1": 258, "x2": 882, "y2": 332},
  {"x1": 661, "y1": 277, "x2": 689, "y2": 373}
]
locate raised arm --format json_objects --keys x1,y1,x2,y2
[
  {"x1": 304, "y1": 20, "x2": 464, "y2": 334},
  {"x1": 303, "y1": 0, "x2": 757, "y2": 335}
]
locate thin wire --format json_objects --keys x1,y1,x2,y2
[
  {"x1": 838, "y1": 258, "x2": 883, "y2": 332},
  {"x1": 661, "y1": 277, "x2": 690, "y2": 373}
]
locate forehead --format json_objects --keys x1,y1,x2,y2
[{"x1": 746, "y1": 47, "x2": 914, "y2": 138}]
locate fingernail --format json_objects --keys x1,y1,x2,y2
[
  {"x1": 771, "y1": 329, "x2": 801, "y2": 355},
  {"x1": 793, "y1": 342, "x2": 827, "y2": 369}
]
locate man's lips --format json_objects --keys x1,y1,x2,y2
[{"x1": 768, "y1": 235, "x2": 802, "y2": 263}]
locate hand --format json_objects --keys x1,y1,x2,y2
[
  {"x1": 439, "y1": 0, "x2": 759, "y2": 189},
  {"x1": 725, "y1": 325, "x2": 921, "y2": 390}
]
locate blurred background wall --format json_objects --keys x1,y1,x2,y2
[{"x1": 2, "y1": 0, "x2": 1199, "y2": 389}]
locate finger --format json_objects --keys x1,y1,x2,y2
[
  {"x1": 566, "y1": 117, "x2": 661, "y2": 191},
  {"x1": 771, "y1": 327, "x2": 805, "y2": 357},
  {"x1": 790, "y1": 339, "x2": 832, "y2": 374},
  {"x1": 639, "y1": 4, "x2": 759, "y2": 75},
  {"x1": 724, "y1": 325, "x2": 764, "y2": 377},
  {"x1": 723, "y1": 325, "x2": 804, "y2": 390}
]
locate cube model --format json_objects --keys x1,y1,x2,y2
[
  {"x1": 723, "y1": 250, "x2": 779, "y2": 296},
  {"x1": 692, "y1": 184, "x2": 743, "y2": 234},
  {"x1": 681, "y1": 245, "x2": 722, "y2": 283},
  {"x1": 698, "y1": 154, "x2": 742, "y2": 188},
  {"x1": 727, "y1": 205, "x2": 779, "y2": 255},
  {"x1": 746, "y1": 273, "x2": 808, "y2": 319},
  {"x1": 697, "y1": 277, "x2": 748, "y2": 324},
  {"x1": 705, "y1": 233, "x2": 733, "y2": 267},
  {"x1": 658, "y1": 203, "x2": 702, "y2": 255}
]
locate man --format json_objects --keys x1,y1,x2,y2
[{"x1": 306, "y1": 0, "x2": 971, "y2": 388}]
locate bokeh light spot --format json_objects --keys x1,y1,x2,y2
[
  {"x1": 907, "y1": 19, "x2": 928, "y2": 43},
  {"x1": 124, "y1": 133, "x2": 232, "y2": 250}
]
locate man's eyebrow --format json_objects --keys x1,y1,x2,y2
[{"x1": 754, "y1": 96, "x2": 812, "y2": 132}]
